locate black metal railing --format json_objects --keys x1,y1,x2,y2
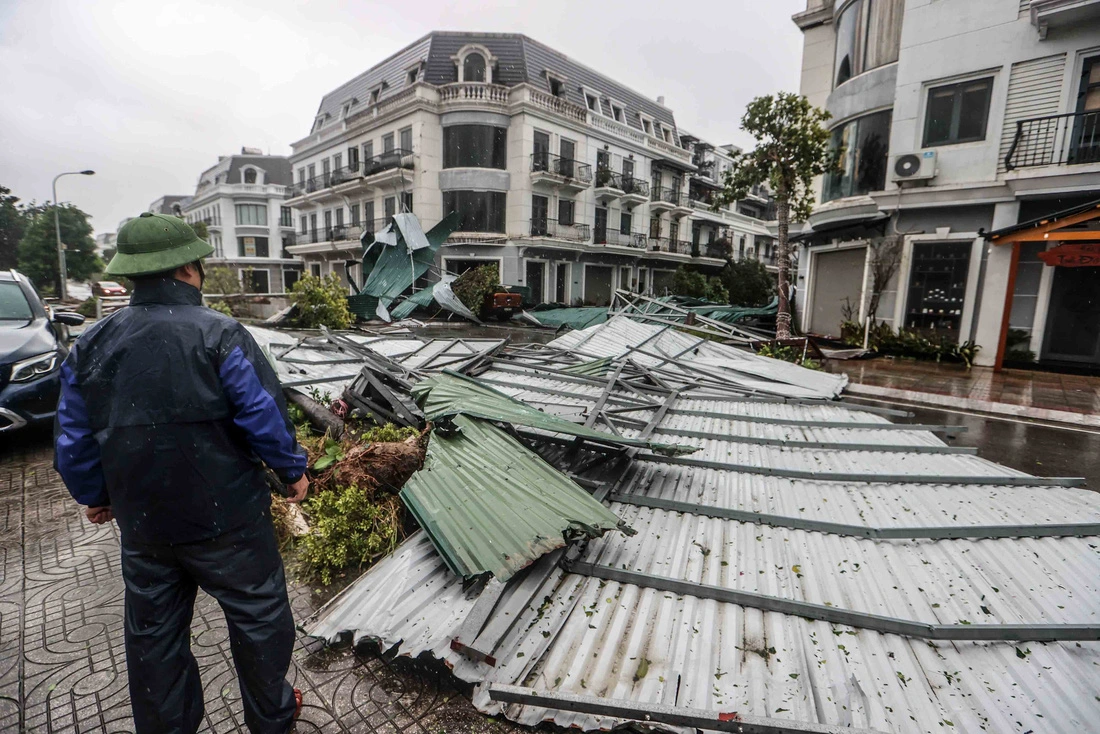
[
  {"x1": 530, "y1": 219, "x2": 591, "y2": 242},
  {"x1": 286, "y1": 151, "x2": 414, "y2": 197},
  {"x1": 593, "y1": 227, "x2": 647, "y2": 248},
  {"x1": 651, "y1": 187, "x2": 688, "y2": 207},
  {"x1": 621, "y1": 176, "x2": 649, "y2": 197},
  {"x1": 1005, "y1": 110, "x2": 1100, "y2": 170},
  {"x1": 531, "y1": 153, "x2": 593, "y2": 184},
  {"x1": 298, "y1": 218, "x2": 394, "y2": 245},
  {"x1": 703, "y1": 240, "x2": 730, "y2": 259},
  {"x1": 364, "y1": 148, "x2": 414, "y2": 176},
  {"x1": 594, "y1": 168, "x2": 622, "y2": 189},
  {"x1": 648, "y1": 236, "x2": 692, "y2": 254}
]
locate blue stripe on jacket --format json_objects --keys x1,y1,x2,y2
[
  {"x1": 55, "y1": 360, "x2": 110, "y2": 507},
  {"x1": 219, "y1": 345, "x2": 307, "y2": 483}
]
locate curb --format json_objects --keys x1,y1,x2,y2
[{"x1": 843, "y1": 382, "x2": 1100, "y2": 428}]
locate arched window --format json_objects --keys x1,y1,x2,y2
[
  {"x1": 463, "y1": 53, "x2": 486, "y2": 83},
  {"x1": 243, "y1": 168, "x2": 257, "y2": 184}
]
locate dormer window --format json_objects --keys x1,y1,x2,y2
[
  {"x1": 243, "y1": 168, "x2": 257, "y2": 184},
  {"x1": 639, "y1": 114, "x2": 654, "y2": 136},
  {"x1": 549, "y1": 77, "x2": 564, "y2": 97},
  {"x1": 406, "y1": 62, "x2": 423, "y2": 86},
  {"x1": 312, "y1": 116, "x2": 325, "y2": 132},
  {"x1": 585, "y1": 93, "x2": 599, "y2": 112},
  {"x1": 611, "y1": 102, "x2": 625, "y2": 123},
  {"x1": 342, "y1": 101, "x2": 353, "y2": 117},
  {"x1": 370, "y1": 85, "x2": 383, "y2": 105},
  {"x1": 454, "y1": 44, "x2": 496, "y2": 84}
]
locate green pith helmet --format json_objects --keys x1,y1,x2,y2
[{"x1": 106, "y1": 212, "x2": 214, "y2": 277}]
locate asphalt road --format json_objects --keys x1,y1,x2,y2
[{"x1": 845, "y1": 395, "x2": 1100, "y2": 490}]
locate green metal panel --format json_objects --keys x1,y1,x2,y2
[
  {"x1": 523, "y1": 307, "x2": 609, "y2": 330},
  {"x1": 400, "y1": 414, "x2": 627, "y2": 580},
  {"x1": 390, "y1": 286, "x2": 436, "y2": 320},
  {"x1": 412, "y1": 371, "x2": 694, "y2": 455},
  {"x1": 562, "y1": 357, "x2": 614, "y2": 377},
  {"x1": 360, "y1": 212, "x2": 460, "y2": 307}
]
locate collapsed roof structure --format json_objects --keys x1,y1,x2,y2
[{"x1": 258, "y1": 316, "x2": 1099, "y2": 734}]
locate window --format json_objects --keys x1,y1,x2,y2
[
  {"x1": 243, "y1": 168, "x2": 256, "y2": 184},
  {"x1": 585, "y1": 93, "x2": 599, "y2": 112},
  {"x1": 342, "y1": 102, "x2": 352, "y2": 117},
  {"x1": 532, "y1": 195, "x2": 549, "y2": 235},
  {"x1": 905, "y1": 241, "x2": 972, "y2": 335},
  {"x1": 310, "y1": 263, "x2": 322, "y2": 278},
  {"x1": 350, "y1": 203, "x2": 360, "y2": 226},
  {"x1": 533, "y1": 130, "x2": 550, "y2": 170},
  {"x1": 822, "y1": 110, "x2": 891, "y2": 202},
  {"x1": 363, "y1": 201, "x2": 375, "y2": 229},
  {"x1": 923, "y1": 78, "x2": 993, "y2": 146},
  {"x1": 238, "y1": 236, "x2": 269, "y2": 258},
  {"x1": 245, "y1": 269, "x2": 270, "y2": 294},
  {"x1": 640, "y1": 116, "x2": 653, "y2": 135},
  {"x1": 442, "y1": 191, "x2": 506, "y2": 232},
  {"x1": 322, "y1": 158, "x2": 331, "y2": 177},
  {"x1": 661, "y1": 126, "x2": 672, "y2": 143},
  {"x1": 235, "y1": 204, "x2": 267, "y2": 226},
  {"x1": 558, "y1": 199, "x2": 574, "y2": 226},
  {"x1": 382, "y1": 133, "x2": 395, "y2": 153},
  {"x1": 463, "y1": 52, "x2": 486, "y2": 82},
  {"x1": 348, "y1": 145, "x2": 359, "y2": 171},
  {"x1": 333, "y1": 152, "x2": 342, "y2": 171},
  {"x1": 297, "y1": 167, "x2": 305, "y2": 184},
  {"x1": 307, "y1": 164, "x2": 315, "y2": 181},
  {"x1": 611, "y1": 103, "x2": 624, "y2": 122},
  {"x1": 284, "y1": 269, "x2": 301, "y2": 292},
  {"x1": 384, "y1": 196, "x2": 396, "y2": 219},
  {"x1": 370, "y1": 88, "x2": 380, "y2": 105},
  {"x1": 309, "y1": 213, "x2": 317, "y2": 236},
  {"x1": 300, "y1": 215, "x2": 307, "y2": 234},
  {"x1": 323, "y1": 210, "x2": 332, "y2": 237},
  {"x1": 335, "y1": 208, "x2": 344, "y2": 227},
  {"x1": 620, "y1": 211, "x2": 632, "y2": 235},
  {"x1": 399, "y1": 126, "x2": 412, "y2": 152},
  {"x1": 280, "y1": 207, "x2": 292, "y2": 227},
  {"x1": 443, "y1": 125, "x2": 507, "y2": 168},
  {"x1": 362, "y1": 141, "x2": 374, "y2": 163},
  {"x1": 401, "y1": 192, "x2": 413, "y2": 213},
  {"x1": 833, "y1": 0, "x2": 904, "y2": 88},
  {"x1": 548, "y1": 76, "x2": 564, "y2": 97},
  {"x1": 406, "y1": 66, "x2": 419, "y2": 86}
]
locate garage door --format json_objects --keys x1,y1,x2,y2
[
  {"x1": 809, "y1": 247, "x2": 866, "y2": 337},
  {"x1": 584, "y1": 265, "x2": 614, "y2": 305}
]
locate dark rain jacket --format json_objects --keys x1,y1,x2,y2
[{"x1": 54, "y1": 277, "x2": 307, "y2": 545}]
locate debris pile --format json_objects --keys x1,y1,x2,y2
[{"x1": 254, "y1": 316, "x2": 1099, "y2": 734}]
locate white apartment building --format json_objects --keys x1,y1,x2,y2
[
  {"x1": 183, "y1": 149, "x2": 301, "y2": 294},
  {"x1": 793, "y1": 0, "x2": 1100, "y2": 369},
  {"x1": 284, "y1": 31, "x2": 776, "y2": 306}
]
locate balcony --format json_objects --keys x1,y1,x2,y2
[
  {"x1": 593, "y1": 226, "x2": 647, "y2": 249},
  {"x1": 593, "y1": 169, "x2": 625, "y2": 203},
  {"x1": 647, "y1": 236, "x2": 693, "y2": 255},
  {"x1": 286, "y1": 152, "x2": 414, "y2": 202},
  {"x1": 529, "y1": 218, "x2": 591, "y2": 243},
  {"x1": 294, "y1": 218, "x2": 391, "y2": 246},
  {"x1": 1005, "y1": 110, "x2": 1100, "y2": 170},
  {"x1": 620, "y1": 176, "x2": 650, "y2": 206},
  {"x1": 650, "y1": 187, "x2": 693, "y2": 217},
  {"x1": 531, "y1": 153, "x2": 592, "y2": 191}
]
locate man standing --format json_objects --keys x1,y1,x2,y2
[{"x1": 54, "y1": 212, "x2": 309, "y2": 734}]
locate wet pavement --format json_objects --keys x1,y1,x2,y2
[{"x1": 0, "y1": 428, "x2": 521, "y2": 734}]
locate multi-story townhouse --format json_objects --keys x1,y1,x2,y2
[
  {"x1": 148, "y1": 194, "x2": 192, "y2": 218},
  {"x1": 183, "y1": 149, "x2": 301, "y2": 294},
  {"x1": 284, "y1": 31, "x2": 776, "y2": 307},
  {"x1": 793, "y1": 0, "x2": 1100, "y2": 369}
]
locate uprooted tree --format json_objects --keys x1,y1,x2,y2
[{"x1": 716, "y1": 93, "x2": 834, "y2": 338}]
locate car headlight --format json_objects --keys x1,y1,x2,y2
[{"x1": 10, "y1": 351, "x2": 60, "y2": 383}]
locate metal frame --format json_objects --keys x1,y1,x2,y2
[
  {"x1": 566, "y1": 562, "x2": 1100, "y2": 642},
  {"x1": 609, "y1": 493, "x2": 1100, "y2": 540}
]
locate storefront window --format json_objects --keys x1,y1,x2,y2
[
  {"x1": 823, "y1": 110, "x2": 892, "y2": 202},
  {"x1": 443, "y1": 125, "x2": 507, "y2": 169},
  {"x1": 834, "y1": 0, "x2": 904, "y2": 88},
  {"x1": 442, "y1": 190, "x2": 506, "y2": 232},
  {"x1": 905, "y1": 241, "x2": 972, "y2": 335}
]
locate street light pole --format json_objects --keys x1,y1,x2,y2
[{"x1": 52, "y1": 169, "x2": 95, "y2": 300}]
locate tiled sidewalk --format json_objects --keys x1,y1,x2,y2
[
  {"x1": 0, "y1": 436, "x2": 520, "y2": 734},
  {"x1": 829, "y1": 358, "x2": 1100, "y2": 425}
]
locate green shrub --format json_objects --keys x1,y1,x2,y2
[
  {"x1": 75, "y1": 298, "x2": 97, "y2": 318},
  {"x1": 207, "y1": 300, "x2": 234, "y2": 316},
  {"x1": 357, "y1": 423, "x2": 419, "y2": 443},
  {"x1": 291, "y1": 274, "x2": 352, "y2": 329},
  {"x1": 720, "y1": 257, "x2": 775, "y2": 307},
  {"x1": 671, "y1": 266, "x2": 728, "y2": 303},
  {"x1": 842, "y1": 320, "x2": 981, "y2": 368},
  {"x1": 298, "y1": 484, "x2": 401, "y2": 585},
  {"x1": 452, "y1": 264, "x2": 500, "y2": 319},
  {"x1": 757, "y1": 342, "x2": 822, "y2": 370}
]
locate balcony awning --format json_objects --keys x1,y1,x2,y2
[{"x1": 984, "y1": 199, "x2": 1100, "y2": 245}]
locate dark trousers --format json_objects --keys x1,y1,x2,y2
[{"x1": 121, "y1": 519, "x2": 296, "y2": 734}]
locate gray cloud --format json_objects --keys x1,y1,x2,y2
[{"x1": 0, "y1": 0, "x2": 804, "y2": 236}]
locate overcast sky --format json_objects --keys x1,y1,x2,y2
[{"x1": 0, "y1": 0, "x2": 806, "y2": 237}]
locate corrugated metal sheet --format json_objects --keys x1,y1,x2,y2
[
  {"x1": 360, "y1": 214, "x2": 457, "y2": 309},
  {"x1": 400, "y1": 414, "x2": 627, "y2": 580},
  {"x1": 413, "y1": 371, "x2": 693, "y2": 455},
  {"x1": 306, "y1": 317, "x2": 1100, "y2": 734},
  {"x1": 521, "y1": 307, "x2": 610, "y2": 330}
]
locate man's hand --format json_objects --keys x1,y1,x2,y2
[
  {"x1": 85, "y1": 506, "x2": 113, "y2": 524},
  {"x1": 286, "y1": 475, "x2": 309, "y2": 504}
]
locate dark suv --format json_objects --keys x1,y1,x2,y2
[{"x1": 0, "y1": 270, "x2": 85, "y2": 433}]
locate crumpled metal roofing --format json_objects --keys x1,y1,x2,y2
[
  {"x1": 360, "y1": 212, "x2": 459, "y2": 315},
  {"x1": 413, "y1": 371, "x2": 694, "y2": 455},
  {"x1": 518, "y1": 307, "x2": 610, "y2": 330},
  {"x1": 400, "y1": 414, "x2": 628, "y2": 580},
  {"x1": 306, "y1": 316, "x2": 1100, "y2": 734}
]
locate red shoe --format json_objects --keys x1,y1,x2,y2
[{"x1": 293, "y1": 688, "x2": 303, "y2": 720}]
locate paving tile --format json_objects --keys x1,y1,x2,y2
[{"x1": 0, "y1": 439, "x2": 519, "y2": 734}]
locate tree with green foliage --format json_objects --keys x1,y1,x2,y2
[
  {"x1": 191, "y1": 219, "x2": 209, "y2": 240},
  {"x1": 291, "y1": 273, "x2": 352, "y2": 329},
  {"x1": 671, "y1": 266, "x2": 728, "y2": 303},
  {"x1": 453, "y1": 263, "x2": 501, "y2": 319},
  {"x1": 17, "y1": 203, "x2": 102, "y2": 296},
  {"x1": 0, "y1": 186, "x2": 27, "y2": 270},
  {"x1": 716, "y1": 93, "x2": 834, "y2": 337},
  {"x1": 720, "y1": 258, "x2": 775, "y2": 307}
]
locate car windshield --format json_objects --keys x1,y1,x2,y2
[
  {"x1": 0, "y1": 282, "x2": 33, "y2": 320},
  {"x1": 100, "y1": 281, "x2": 121, "y2": 288}
]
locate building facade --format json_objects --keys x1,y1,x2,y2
[
  {"x1": 284, "y1": 32, "x2": 776, "y2": 306},
  {"x1": 792, "y1": 0, "x2": 1100, "y2": 369},
  {"x1": 182, "y1": 149, "x2": 301, "y2": 294}
]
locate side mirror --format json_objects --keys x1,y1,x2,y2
[{"x1": 53, "y1": 311, "x2": 86, "y2": 326}]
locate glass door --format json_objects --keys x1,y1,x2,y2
[
  {"x1": 594, "y1": 206, "x2": 608, "y2": 244},
  {"x1": 534, "y1": 131, "x2": 550, "y2": 171},
  {"x1": 526, "y1": 261, "x2": 546, "y2": 304},
  {"x1": 1070, "y1": 56, "x2": 1100, "y2": 164},
  {"x1": 559, "y1": 139, "x2": 575, "y2": 178},
  {"x1": 1042, "y1": 266, "x2": 1100, "y2": 364},
  {"x1": 531, "y1": 195, "x2": 549, "y2": 236},
  {"x1": 555, "y1": 263, "x2": 569, "y2": 303}
]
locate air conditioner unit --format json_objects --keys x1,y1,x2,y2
[{"x1": 890, "y1": 151, "x2": 937, "y2": 182}]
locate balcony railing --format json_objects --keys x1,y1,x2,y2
[
  {"x1": 531, "y1": 153, "x2": 593, "y2": 183},
  {"x1": 297, "y1": 218, "x2": 393, "y2": 245},
  {"x1": 1005, "y1": 110, "x2": 1100, "y2": 170},
  {"x1": 529, "y1": 219, "x2": 591, "y2": 242},
  {"x1": 364, "y1": 148, "x2": 414, "y2": 176},
  {"x1": 652, "y1": 187, "x2": 688, "y2": 207},
  {"x1": 594, "y1": 227, "x2": 647, "y2": 248},
  {"x1": 286, "y1": 151, "x2": 414, "y2": 198},
  {"x1": 594, "y1": 168, "x2": 623, "y2": 190},
  {"x1": 648, "y1": 236, "x2": 692, "y2": 255}
]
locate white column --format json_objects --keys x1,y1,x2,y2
[{"x1": 971, "y1": 201, "x2": 1020, "y2": 367}]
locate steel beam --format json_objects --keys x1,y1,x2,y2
[
  {"x1": 667, "y1": 407, "x2": 968, "y2": 433},
  {"x1": 488, "y1": 684, "x2": 889, "y2": 734},
  {"x1": 567, "y1": 562, "x2": 1100, "y2": 642},
  {"x1": 652, "y1": 426, "x2": 976, "y2": 454},
  {"x1": 609, "y1": 493, "x2": 1100, "y2": 539}
]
